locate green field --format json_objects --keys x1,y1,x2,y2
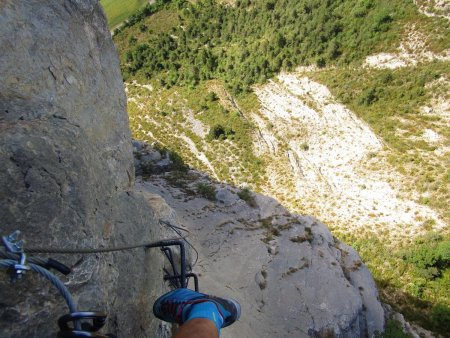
[{"x1": 100, "y1": 0, "x2": 148, "y2": 28}]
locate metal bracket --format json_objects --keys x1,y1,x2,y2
[
  {"x1": 146, "y1": 239, "x2": 199, "y2": 291},
  {"x1": 2, "y1": 230, "x2": 30, "y2": 281},
  {"x1": 2, "y1": 230, "x2": 25, "y2": 254},
  {"x1": 13, "y1": 253, "x2": 30, "y2": 281}
]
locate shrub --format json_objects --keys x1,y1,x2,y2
[
  {"x1": 125, "y1": 51, "x2": 133, "y2": 62},
  {"x1": 207, "y1": 124, "x2": 235, "y2": 141},
  {"x1": 238, "y1": 187, "x2": 257, "y2": 207},
  {"x1": 128, "y1": 36, "x2": 137, "y2": 45},
  {"x1": 380, "y1": 71, "x2": 394, "y2": 84},
  {"x1": 316, "y1": 57, "x2": 326, "y2": 68},
  {"x1": 261, "y1": 218, "x2": 272, "y2": 228},
  {"x1": 422, "y1": 219, "x2": 435, "y2": 231},
  {"x1": 169, "y1": 150, "x2": 189, "y2": 173},
  {"x1": 206, "y1": 92, "x2": 219, "y2": 102},
  {"x1": 383, "y1": 319, "x2": 411, "y2": 338},
  {"x1": 431, "y1": 304, "x2": 450, "y2": 332},
  {"x1": 265, "y1": 1, "x2": 275, "y2": 10},
  {"x1": 196, "y1": 182, "x2": 217, "y2": 201},
  {"x1": 400, "y1": 232, "x2": 449, "y2": 279},
  {"x1": 141, "y1": 161, "x2": 155, "y2": 176},
  {"x1": 372, "y1": 12, "x2": 393, "y2": 32},
  {"x1": 139, "y1": 23, "x2": 147, "y2": 32},
  {"x1": 133, "y1": 150, "x2": 142, "y2": 160},
  {"x1": 358, "y1": 87, "x2": 379, "y2": 106}
]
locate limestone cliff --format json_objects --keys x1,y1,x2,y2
[
  {"x1": 134, "y1": 144, "x2": 386, "y2": 338},
  {"x1": 0, "y1": 1, "x2": 170, "y2": 337}
]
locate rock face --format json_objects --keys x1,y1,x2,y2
[
  {"x1": 0, "y1": 1, "x2": 170, "y2": 337},
  {"x1": 135, "y1": 146, "x2": 386, "y2": 337}
]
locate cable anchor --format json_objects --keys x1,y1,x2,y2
[
  {"x1": 2, "y1": 230, "x2": 24, "y2": 253},
  {"x1": 2, "y1": 230, "x2": 30, "y2": 282}
]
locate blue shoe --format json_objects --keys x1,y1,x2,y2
[{"x1": 153, "y1": 288, "x2": 241, "y2": 328}]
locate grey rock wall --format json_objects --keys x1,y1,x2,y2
[
  {"x1": 135, "y1": 154, "x2": 386, "y2": 338},
  {"x1": 0, "y1": 1, "x2": 169, "y2": 337}
]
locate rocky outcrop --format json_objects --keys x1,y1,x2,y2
[
  {"x1": 0, "y1": 1, "x2": 170, "y2": 337},
  {"x1": 252, "y1": 73, "x2": 444, "y2": 237},
  {"x1": 135, "y1": 146, "x2": 386, "y2": 338}
]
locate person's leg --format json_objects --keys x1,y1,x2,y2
[
  {"x1": 153, "y1": 288, "x2": 240, "y2": 338},
  {"x1": 172, "y1": 318, "x2": 218, "y2": 338}
]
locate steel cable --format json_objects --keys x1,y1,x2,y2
[
  {"x1": 159, "y1": 220, "x2": 199, "y2": 267},
  {"x1": 0, "y1": 259, "x2": 81, "y2": 330},
  {"x1": 24, "y1": 237, "x2": 188, "y2": 254},
  {"x1": 0, "y1": 248, "x2": 48, "y2": 266},
  {"x1": 1, "y1": 222, "x2": 201, "y2": 333},
  {"x1": 23, "y1": 220, "x2": 198, "y2": 267}
]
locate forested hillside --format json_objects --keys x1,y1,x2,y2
[
  {"x1": 116, "y1": 0, "x2": 423, "y2": 91},
  {"x1": 111, "y1": 0, "x2": 450, "y2": 335}
]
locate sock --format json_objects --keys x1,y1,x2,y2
[{"x1": 183, "y1": 301, "x2": 228, "y2": 336}]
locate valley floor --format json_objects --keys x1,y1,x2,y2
[{"x1": 119, "y1": 1, "x2": 449, "y2": 332}]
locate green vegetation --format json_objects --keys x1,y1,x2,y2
[
  {"x1": 168, "y1": 150, "x2": 190, "y2": 173},
  {"x1": 196, "y1": 182, "x2": 217, "y2": 200},
  {"x1": 338, "y1": 231, "x2": 450, "y2": 336},
  {"x1": 261, "y1": 217, "x2": 281, "y2": 243},
  {"x1": 115, "y1": 0, "x2": 449, "y2": 193},
  {"x1": 382, "y1": 319, "x2": 412, "y2": 338},
  {"x1": 127, "y1": 80, "x2": 264, "y2": 186},
  {"x1": 100, "y1": 0, "x2": 148, "y2": 28},
  {"x1": 114, "y1": 0, "x2": 441, "y2": 93},
  {"x1": 309, "y1": 62, "x2": 449, "y2": 334},
  {"x1": 140, "y1": 161, "x2": 155, "y2": 176},
  {"x1": 237, "y1": 187, "x2": 257, "y2": 207},
  {"x1": 290, "y1": 227, "x2": 313, "y2": 243},
  {"x1": 207, "y1": 124, "x2": 235, "y2": 141},
  {"x1": 401, "y1": 233, "x2": 449, "y2": 279}
]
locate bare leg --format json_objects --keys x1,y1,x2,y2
[{"x1": 173, "y1": 318, "x2": 219, "y2": 338}]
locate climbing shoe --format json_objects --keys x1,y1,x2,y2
[{"x1": 153, "y1": 288, "x2": 241, "y2": 329}]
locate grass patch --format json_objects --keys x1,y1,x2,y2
[
  {"x1": 112, "y1": 8, "x2": 181, "y2": 52},
  {"x1": 100, "y1": 0, "x2": 148, "y2": 28}
]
